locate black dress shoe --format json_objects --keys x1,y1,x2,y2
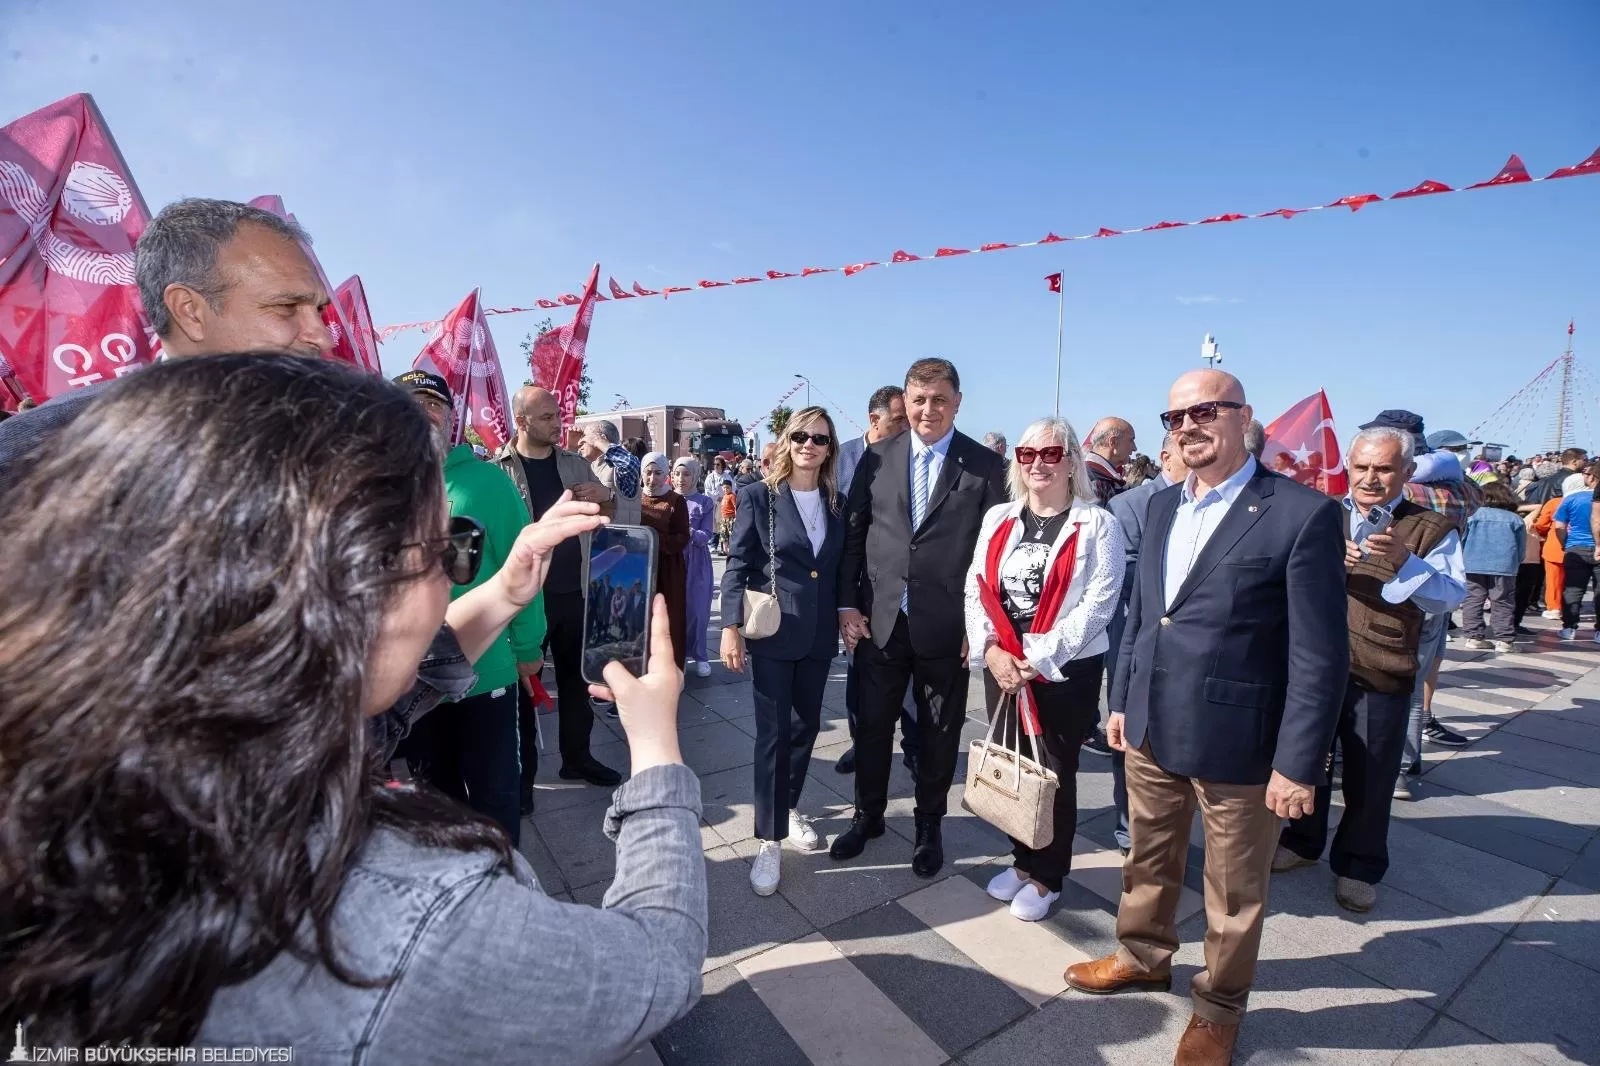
[
  {"x1": 559, "y1": 757, "x2": 622, "y2": 787},
  {"x1": 828, "y1": 813, "x2": 885, "y2": 860},
  {"x1": 835, "y1": 746, "x2": 857, "y2": 774},
  {"x1": 912, "y1": 816, "x2": 944, "y2": 878}
]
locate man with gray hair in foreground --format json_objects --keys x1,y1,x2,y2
[
  {"x1": 1274, "y1": 424, "x2": 1465, "y2": 914},
  {"x1": 0, "y1": 197, "x2": 334, "y2": 477}
]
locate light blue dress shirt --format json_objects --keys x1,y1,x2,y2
[
  {"x1": 909, "y1": 427, "x2": 955, "y2": 527},
  {"x1": 1163, "y1": 457, "x2": 1258, "y2": 608},
  {"x1": 1344, "y1": 497, "x2": 1468, "y2": 615}
]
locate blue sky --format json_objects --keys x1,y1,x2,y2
[{"x1": 4, "y1": 1, "x2": 1597, "y2": 455}]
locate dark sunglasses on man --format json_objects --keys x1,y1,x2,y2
[
  {"x1": 393, "y1": 515, "x2": 486, "y2": 586},
  {"x1": 1158, "y1": 400, "x2": 1244, "y2": 431},
  {"x1": 1014, "y1": 445, "x2": 1065, "y2": 465},
  {"x1": 789, "y1": 430, "x2": 832, "y2": 447}
]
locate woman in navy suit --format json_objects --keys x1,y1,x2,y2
[{"x1": 720, "y1": 406, "x2": 845, "y2": 897}]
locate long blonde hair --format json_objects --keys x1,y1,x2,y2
[
  {"x1": 1006, "y1": 416, "x2": 1095, "y2": 504},
  {"x1": 765, "y1": 405, "x2": 841, "y2": 511}
]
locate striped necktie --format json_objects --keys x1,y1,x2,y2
[{"x1": 903, "y1": 447, "x2": 933, "y2": 612}]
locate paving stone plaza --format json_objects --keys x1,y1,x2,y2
[{"x1": 521, "y1": 562, "x2": 1600, "y2": 1065}]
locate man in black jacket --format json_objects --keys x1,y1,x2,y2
[
  {"x1": 1065, "y1": 369, "x2": 1348, "y2": 1066},
  {"x1": 831, "y1": 358, "x2": 1007, "y2": 878}
]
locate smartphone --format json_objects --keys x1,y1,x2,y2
[
  {"x1": 1358, "y1": 503, "x2": 1393, "y2": 554},
  {"x1": 581, "y1": 524, "x2": 658, "y2": 686}
]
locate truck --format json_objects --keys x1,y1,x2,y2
[{"x1": 573, "y1": 405, "x2": 749, "y2": 470}]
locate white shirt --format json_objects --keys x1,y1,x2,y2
[
  {"x1": 1163, "y1": 456, "x2": 1258, "y2": 608},
  {"x1": 791, "y1": 487, "x2": 828, "y2": 555},
  {"x1": 909, "y1": 427, "x2": 955, "y2": 527}
]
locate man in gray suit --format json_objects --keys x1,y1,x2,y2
[
  {"x1": 834, "y1": 385, "x2": 911, "y2": 774},
  {"x1": 1102, "y1": 432, "x2": 1188, "y2": 853}
]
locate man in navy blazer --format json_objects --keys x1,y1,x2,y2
[{"x1": 1066, "y1": 369, "x2": 1347, "y2": 1066}]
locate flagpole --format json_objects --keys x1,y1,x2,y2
[{"x1": 1053, "y1": 276, "x2": 1065, "y2": 417}]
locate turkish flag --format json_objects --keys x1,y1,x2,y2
[
  {"x1": 330, "y1": 275, "x2": 381, "y2": 374},
  {"x1": 530, "y1": 264, "x2": 600, "y2": 431},
  {"x1": 0, "y1": 93, "x2": 155, "y2": 402},
  {"x1": 1045, "y1": 272, "x2": 1063, "y2": 293},
  {"x1": 1263, "y1": 390, "x2": 1347, "y2": 497},
  {"x1": 413, "y1": 288, "x2": 513, "y2": 453}
]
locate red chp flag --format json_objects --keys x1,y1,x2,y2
[
  {"x1": 530, "y1": 263, "x2": 600, "y2": 430},
  {"x1": 412, "y1": 288, "x2": 513, "y2": 452},
  {"x1": 1263, "y1": 389, "x2": 1347, "y2": 497},
  {"x1": 331, "y1": 275, "x2": 381, "y2": 374},
  {"x1": 0, "y1": 93, "x2": 155, "y2": 402}
]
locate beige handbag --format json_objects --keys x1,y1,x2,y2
[
  {"x1": 741, "y1": 488, "x2": 782, "y2": 639},
  {"x1": 962, "y1": 693, "x2": 1059, "y2": 849}
]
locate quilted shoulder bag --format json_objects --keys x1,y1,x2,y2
[
  {"x1": 741, "y1": 486, "x2": 781, "y2": 639},
  {"x1": 962, "y1": 692, "x2": 1059, "y2": 849}
]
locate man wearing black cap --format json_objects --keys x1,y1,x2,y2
[
  {"x1": 392, "y1": 370, "x2": 547, "y2": 844},
  {"x1": 1356, "y1": 410, "x2": 1475, "y2": 802}
]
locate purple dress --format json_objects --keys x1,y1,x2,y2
[{"x1": 683, "y1": 491, "x2": 715, "y2": 661}]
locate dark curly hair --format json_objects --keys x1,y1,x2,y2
[{"x1": 0, "y1": 353, "x2": 512, "y2": 1046}]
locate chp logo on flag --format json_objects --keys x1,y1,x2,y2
[{"x1": 0, "y1": 93, "x2": 156, "y2": 402}]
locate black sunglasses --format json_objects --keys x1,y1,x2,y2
[
  {"x1": 789, "y1": 430, "x2": 833, "y2": 447},
  {"x1": 1159, "y1": 400, "x2": 1244, "y2": 431},
  {"x1": 396, "y1": 515, "x2": 485, "y2": 586}
]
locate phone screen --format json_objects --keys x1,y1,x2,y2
[{"x1": 581, "y1": 524, "x2": 658, "y2": 686}]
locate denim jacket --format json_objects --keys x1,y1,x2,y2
[
  {"x1": 196, "y1": 764, "x2": 706, "y2": 1064},
  {"x1": 1463, "y1": 507, "x2": 1526, "y2": 578}
]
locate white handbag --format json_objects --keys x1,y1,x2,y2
[
  {"x1": 962, "y1": 692, "x2": 1059, "y2": 849},
  {"x1": 741, "y1": 488, "x2": 781, "y2": 639}
]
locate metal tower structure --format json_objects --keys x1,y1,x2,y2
[{"x1": 1547, "y1": 323, "x2": 1576, "y2": 452}]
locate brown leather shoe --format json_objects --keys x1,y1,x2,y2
[
  {"x1": 1175, "y1": 1013, "x2": 1238, "y2": 1066},
  {"x1": 1063, "y1": 953, "x2": 1172, "y2": 995}
]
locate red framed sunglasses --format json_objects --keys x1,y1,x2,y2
[{"x1": 1014, "y1": 445, "x2": 1065, "y2": 465}]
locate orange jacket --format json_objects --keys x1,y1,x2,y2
[{"x1": 1535, "y1": 496, "x2": 1566, "y2": 563}]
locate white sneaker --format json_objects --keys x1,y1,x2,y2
[
  {"x1": 1461, "y1": 638, "x2": 1492, "y2": 650},
  {"x1": 787, "y1": 810, "x2": 821, "y2": 852},
  {"x1": 1493, "y1": 641, "x2": 1515, "y2": 653},
  {"x1": 1009, "y1": 882, "x2": 1061, "y2": 922},
  {"x1": 986, "y1": 867, "x2": 1028, "y2": 902},
  {"x1": 1561, "y1": 628, "x2": 1578, "y2": 641},
  {"x1": 696, "y1": 660, "x2": 712, "y2": 678},
  {"x1": 750, "y1": 840, "x2": 781, "y2": 895},
  {"x1": 1543, "y1": 609, "x2": 1562, "y2": 620},
  {"x1": 1393, "y1": 777, "x2": 1414, "y2": 801}
]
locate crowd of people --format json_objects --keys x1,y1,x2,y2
[{"x1": 0, "y1": 194, "x2": 1584, "y2": 1066}]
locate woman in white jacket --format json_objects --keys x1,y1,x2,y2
[{"x1": 964, "y1": 415, "x2": 1125, "y2": 921}]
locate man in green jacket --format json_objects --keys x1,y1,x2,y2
[{"x1": 395, "y1": 370, "x2": 545, "y2": 844}]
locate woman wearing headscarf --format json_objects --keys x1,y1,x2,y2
[
  {"x1": 673, "y1": 456, "x2": 717, "y2": 677},
  {"x1": 640, "y1": 451, "x2": 692, "y2": 664}
]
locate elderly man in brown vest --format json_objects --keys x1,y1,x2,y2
[{"x1": 1273, "y1": 425, "x2": 1466, "y2": 912}]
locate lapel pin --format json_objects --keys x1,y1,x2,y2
[{"x1": 1248, "y1": 505, "x2": 1259, "y2": 513}]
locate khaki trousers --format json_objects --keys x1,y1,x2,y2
[{"x1": 1114, "y1": 743, "x2": 1281, "y2": 1023}]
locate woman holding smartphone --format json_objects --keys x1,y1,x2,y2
[{"x1": 720, "y1": 407, "x2": 845, "y2": 897}]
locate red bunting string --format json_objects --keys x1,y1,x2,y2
[{"x1": 374, "y1": 147, "x2": 1600, "y2": 342}]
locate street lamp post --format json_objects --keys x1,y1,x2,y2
[
  {"x1": 1201, "y1": 334, "x2": 1222, "y2": 369},
  {"x1": 794, "y1": 373, "x2": 810, "y2": 407}
]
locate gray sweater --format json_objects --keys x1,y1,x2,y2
[{"x1": 196, "y1": 764, "x2": 707, "y2": 1064}]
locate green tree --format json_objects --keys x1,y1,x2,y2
[
  {"x1": 518, "y1": 317, "x2": 593, "y2": 415},
  {"x1": 768, "y1": 405, "x2": 793, "y2": 436}
]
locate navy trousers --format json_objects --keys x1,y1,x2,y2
[{"x1": 752, "y1": 653, "x2": 831, "y2": 841}]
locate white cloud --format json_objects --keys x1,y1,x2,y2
[{"x1": 1175, "y1": 295, "x2": 1243, "y2": 306}]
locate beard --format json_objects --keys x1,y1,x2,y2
[
  {"x1": 1179, "y1": 432, "x2": 1220, "y2": 469},
  {"x1": 434, "y1": 420, "x2": 454, "y2": 455}
]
